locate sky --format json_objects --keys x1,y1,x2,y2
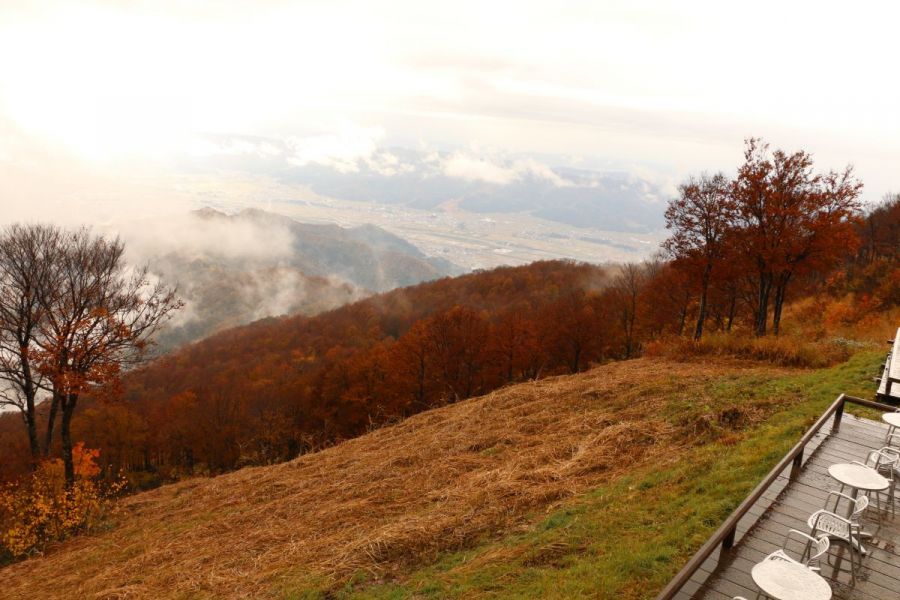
[{"x1": 1, "y1": 0, "x2": 898, "y2": 222}]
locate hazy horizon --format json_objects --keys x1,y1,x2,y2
[{"x1": 1, "y1": 1, "x2": 897, "y2": 239}]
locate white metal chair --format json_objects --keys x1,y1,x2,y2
[
  {"x1": 851, "y1": 448, "x2": 897, "y2": 517},
  {"x1": 765, "y1": 529, "x2": 830, "y2": 570},
  {"x1": 807, "y1": 491, "x2": 869, "y2": 582},
  {"x1": 886, "y1": 430, "x2": 900, "y2": 449},
  {"x1": 874, "y1": 445, "x2": 900, "y2": 513}
]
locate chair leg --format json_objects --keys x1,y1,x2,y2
[
  {"x1": 890, "y1": 481, "x2": 897, "y2": 517},
  {"x1": 802, "y1": 537, "x2": 813, "y2": 564}
]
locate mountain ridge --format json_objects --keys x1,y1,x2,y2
[{"x1": 124, "y1": 208, "x2": 461, "y2": 350}]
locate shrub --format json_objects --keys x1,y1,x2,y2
[
  {"x1": 644, "y1": 332, "x2": 855, "y2": 368},
  {"x1": 0, "y1": 444, "x2": 124, "y2": 562}
]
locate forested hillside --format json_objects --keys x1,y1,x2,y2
[
  {"x1": 125, "y1": 208, "x2": 459, "y2": 350},
  {"x1": 1, "y1": 144, "x2": 896, "y2": 492}
]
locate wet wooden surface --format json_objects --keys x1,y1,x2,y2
[{"x1": 675, "y1": 414, "x2": 900, "y2": 600}]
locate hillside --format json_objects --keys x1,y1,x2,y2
[
  {"x1": 115, "y1": 208, "x2": 461, "y2": 351},
  {"x1": 0, "y1": 352, "x2": 881, "y2": 599},
  {"x1": 0, "y1": 260, "x2": 624, "y2": 484}
]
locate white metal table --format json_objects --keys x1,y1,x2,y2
[
  {"x1": 750, "y1": 559, "x2": 832, "y2": 600},
  {"x1": 882, "y1": 411, "x2": 900, "y2": 439},
  {"x1": 827, "y1": 462, "x2": 889, "y2": 553},
  {"x1": 828, "y1": 463, "x2": 890, "y2": 501}
]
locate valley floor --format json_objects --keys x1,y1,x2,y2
[{"x1": 0, "y1": 352, "x2": 882, "y2": 599}]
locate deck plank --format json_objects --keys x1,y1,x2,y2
[{"x1": 686, "y1": 414, "x2": 900, "y2": 600}]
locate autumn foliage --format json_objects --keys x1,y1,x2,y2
[
  {"x1": 0, "y1": 443, "x2": 122, "y2": 561},
  {"x1": 0, "y1": 144, "x2": 895, "y2": 498},
  {"x1": 664, "y1": 138, "x2": 865, "y2": 339}
]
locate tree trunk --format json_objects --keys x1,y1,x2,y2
[
  {"x1": 43, "y1": 390, "x2": 61, "y2": 457},
  {"x1": 60, "y1": 396, "x2": 77, "y2": 487},
  {"x1": 24, "y1": 406, "x2": 39, "y2": 462},
  {"x1": 772, "y1": 273, "x2": 791, "y2": 336},
  {"x1": 694, "y1": 266, "x2": 712, "y2": 341},
  {"x1": 20, "y1": 359, "x2": 41, "y2": 460},
  {"x1": 624, "y1": 301, "x2": 636, "y2": 358},
  {"x1": 571, "y1": 345, "x2": 581, "y2": 374},
  {"x1": 755, "y1": 273, "x2": 772, "y2": 337},
  {"x1": 415, "y1": 354, "x2": 426, "y2": 408},
  {"x1": 726, "y1": 294, "x2": 737, "y2": 332}
]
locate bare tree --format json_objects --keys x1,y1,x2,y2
[
  {"x1": 612, "y1": 262, "x2": 646, "y2": 358},
  {"x1": 36, "y1": 228, "x2": 181, "y2": 486},
  {"x1": 0, "y1": 224, "x2": 62, "y2": 460}
]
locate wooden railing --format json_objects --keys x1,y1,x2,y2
[{"x1": 655, "y1": 393, "x2": 897, "y2": 600}]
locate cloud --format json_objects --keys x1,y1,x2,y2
[
  {"x1": 513, "y1": 158, "x2": 574, "y2": 187},
  {"x1": 189, "y1": 137, "x2": 283, "y2": 159},
  {"x1": 442, "y1": 154, "x2": 518, "y2": 185},
  {"x1": 286, "y1": 125, "x2": 385, "y2": 173},
  {"x1": 365, "y1": 150, "x2": 415, "y2": 177},
  {"x1": 441, "y1": 153, "x2": 573, "y2": 187},
  {"x1": 189, "y1": 127, "x2": 415, "y2": 178},
  {"x1": 111, "y1": 210, "x2": 296, "y2": 265}
]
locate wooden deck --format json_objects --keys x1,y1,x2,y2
[{"x1": 675, "y1": 414, "x2": 900, "y2": 600}]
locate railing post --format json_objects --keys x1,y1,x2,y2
[
  {"x1": 832, "y1": 395, "x2": 845, "y2": 433},
  {"x1": 721, "y1": 526, "x2": 736, "y2": 552},
  {"x1": 789, "y1": 447, "x2": 804, "y2": 480}
]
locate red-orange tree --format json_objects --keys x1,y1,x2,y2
[
  {"x1": 732, "y1": 138, "x2": 862, "y2": 335},
  {"x1": 664, "y1": 172, "x2": 735, "y2": 339},
  {"x1": 36, "y1": 229, "x2": 180, "y2": 486}
]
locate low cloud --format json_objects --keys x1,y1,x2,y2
[
  {"x1": 286, "y1": 124, "x2": 385, "y2": 173},
  {"x1": 111, "y1": 211, "x2": 296, "y2": 265},
  {"x1": 441, "y1": 153, "x2": 573, "y2": 187},
  {"x1": 442, "y1": 154, "x2": 518, "y2": 185}
]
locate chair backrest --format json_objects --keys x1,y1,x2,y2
[
  {"x1": 810, "y1": 535, "x2": 830, "y2": 562},
  {"x1": 866, "y1": 449, "x2": 898, "y2": 476},
  {"x1": 880, "y1": 446, "x2": 900, "y2": 463},
  {"x1": 852, "y1": 494, "x2": 870, "y2": 518},
  {"x1": 866, "y1": 450, "x2": 886, "y2": 467}
]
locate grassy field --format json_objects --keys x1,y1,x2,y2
[
  {"x1": 0, "y1": 351, "x2": 883, "y2": 600},
  {"x1": 318, "y1": 350, "x2": 882, "y2": 600}
]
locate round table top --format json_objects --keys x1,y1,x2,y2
[
  {"x1": 828, "y1": 463, "x2": 890, "y2": 491},
  {"x1": 882, "y1": 412, "x2": 900, "y2": 427},
  {"x1": 751, "y1": 559, "x2": 831, "y2": 600}
]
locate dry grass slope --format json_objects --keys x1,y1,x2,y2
[{"x1": 0, "y1": 358, "x2": 796, "y2": 599}]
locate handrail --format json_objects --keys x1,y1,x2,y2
[{"x1": 655, "y1": 393, "x2": 897, "y2": 600}]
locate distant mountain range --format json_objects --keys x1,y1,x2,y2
[
  {"x1": 117, "y1": 208, "x2": 461, "y2": 351},
  {"x1": 184, "y1": 141, "x2": 668, "y2": 233},
  {"x1": 286, "y1": 150, "x2": 665, "y2": 233}
]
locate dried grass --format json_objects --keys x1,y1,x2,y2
[{"x1": 0, "y1": 357, "x2": 792, "y2": 599}]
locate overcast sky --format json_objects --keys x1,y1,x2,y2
[{"x1": 1, "y1": 0, "x2": 897, "y2": 218}]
